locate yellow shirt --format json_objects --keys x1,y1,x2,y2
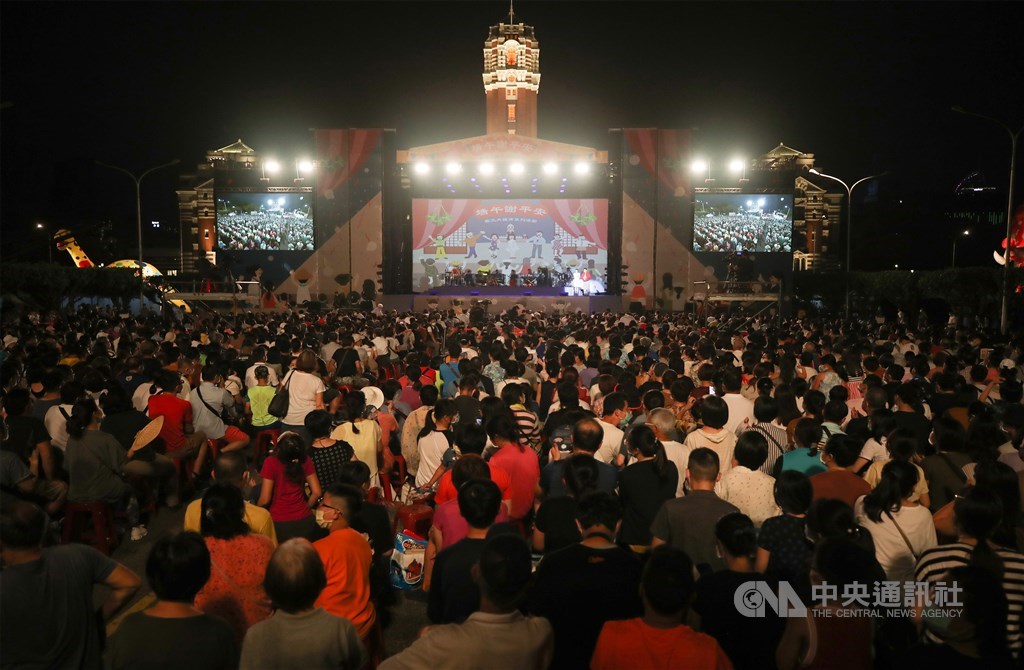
[{"x1": 183, "y1": 499, "x2": 278, "y2": 546}]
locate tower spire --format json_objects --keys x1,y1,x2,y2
[{"x1": 508, "y1": 0, "x2": 514, "y2": 23}]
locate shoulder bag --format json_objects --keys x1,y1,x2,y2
[{"x1": 267, "y1": 371, "x2": 292, "y2": 419}]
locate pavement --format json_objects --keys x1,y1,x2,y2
[{"x1": 95, "y1": 497, "x2": 430, "y2": 657}]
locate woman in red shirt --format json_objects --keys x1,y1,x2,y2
[
  {"x1": 195, "y1": 483, "x2": 274, "y2": 643},
  {"x1": 258, "y1": 432, "x2": 322, "y2": 542},
  {"x1": 486, "y1": 414, "x2": 539, "y2": 521}
]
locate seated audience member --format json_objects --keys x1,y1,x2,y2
[
  {"x1": 1, "y1": 501, "x2": 140, "y2": 669},
  {"x1": 428, "y1": 478, "x2": 505, "y2": 623},
  {"x1": 194, "y1": 484, "x2": 274, "y2": 642},
  {"x1": 312, "y1": 484, "x2": 376, "y2": 641},
  {"x1": 528, "y1": 491, "x2": 643, "y2": 670},
  {"x1": 776, "y1": 418, "x2": 827, "y2": 477},
  {"x1": 693, "y1": 513, "x2": 786, "y2": 670},
  {"x1": 590, "y1": 546, "x2": 732, "y2": 670},
  {"x1": 855, "y1": 460, "x2": 937, "y2": 582},
  {"x1": 184, "y1": 451, "x2": 277, "y2": 544},
  {"x1": 433, "y1": 423, "x2": 512, "y2": 510},
  {"x1": 2, "y1": 388, "x2": 57, "y2": 480},
  {"x1": 618, "y1": 424, "x2": 678, "y2": 548},
  {"x1": 0, "y1": 439, "x2": 67, "y2": 515},
  {"x1": 538, "y1": 417, "x2": 618, "y2": 499},
  {"x1": 862, "y1": 428, "x2": 930, "y2": 508},
  {"x1": 684, "y1": 394, "x2": 737, "y2": 476},
  {"x1": 650, "y1": 447, "x2": 740, "y2": 573},
  {"x1": 241, "y1": 539, "x2": 367, "y2": 670},
  {"x1": 147, "y1": 369, "x2": 210, "y2": 480},
  {"x1": 810, "y1": 434, "x2": 873, "y2": 508},
  {"x1": 775, "y1": 539, "x2": 879, "y2": 670},
  {"x1": 106, "y1": 532, "x2": 239, "y2": 670},
  {"x1": 716, "y1": 430, "x2": 780, "y2": 526},
  {"x1": 647, "y1": 407, "x2": 691, "y2": 496},
  {"x1": 258, "y1": 431, "x2": 322, "y2": 542},
  {"x1": 101, "y1": 386, "x2": 179, "y2": 506},
  {"x1": 380, "y1": 534, "x2": 553, "y2": 670},
  {"x1": 305, "y1": 409, "x2": 354, "y2": 490},
  {"x1": 756, "y1": 471, "x2": 814, "y2": 590},
  {"x1": 915, "y1": 487, "x2": 1024, "y2": 658},
  {"x1": 533, "y1": 455, "x2": 599, "y2": 554}
]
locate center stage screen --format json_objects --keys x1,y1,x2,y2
[
  {"x1": 216, "y1": 193, "x2": 314, "y2": 252},
  {"x1": 693, "y1": 194, "x2": 793, "y2": 253},
  {"x1": 411, "y1": 199, "x2": 609, "y2": 293}
]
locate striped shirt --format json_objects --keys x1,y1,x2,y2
[
  {"x1": 915, "y1": 542, "x2": 1024, "y2": 655},
  {"x1": 748, "y1": 422, "x2": 787, "y2": 475}
]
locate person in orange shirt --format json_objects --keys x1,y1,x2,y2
[
  {"x1": 313, "y1": 484, "x2": 376, "y2": 641},
  {"x1": 590, "y1": 546, "x2": 733, "y2": 670}
]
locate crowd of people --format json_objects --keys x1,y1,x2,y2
[
  {"x1": 217, "y1": 210, "x2": 315, "y2": 252},
  {"x1": 1, "y1": 301, "x2": 1023, "y2": 669},
  {"x1": 693, "y1": 213, "x2": 793, "y2": 254}
]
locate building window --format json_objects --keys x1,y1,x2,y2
[{"x1": 507, "y1": 104, "x2": 516, "y2": 122}]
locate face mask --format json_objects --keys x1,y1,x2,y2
[
  {"x1": 621, "y1": 412, "x2": 633, "y2": 427},
  {"x1": 314, "y1": 508, "x2": 334, "y2": 529}
]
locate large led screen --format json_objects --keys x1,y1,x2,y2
[
  {"x1": 216, "y1": 193, "x2": 314, "y2": 251},
  {"x1": 411, "y1": 199, "x2": 609, "y2": 293},
  {"x1": 692, "y1": 194, "x2": 793, "y2": 253}
]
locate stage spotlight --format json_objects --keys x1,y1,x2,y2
[
  {"x1": 690, "y1": 160, "x2": 707, "y2": 174},
  {"x1": 574, "y1": 162, "x2": 590, "y2": 175},
  {"x1": 298, "y1": 159, "x2": 315, "y2": 174},
  {"x1": 543, "y1": 162, "x2": 558, "y2": 175},
  {"x1": 445, "y1": 162, "x2": 462, "y2": 175},
  {"x1": 265, "y1": 159, "x2": 281, "y2": 174},
  {"x1": 729, "y1": 159, "x2": 745, "y2": 174},
  {"x1": 479, "y1": 162, "x2": 495, "y2": 175},
  {"x1": 414, "y1": 162, "x2": 430, "y2": 175},
  {"x1": 509, "y1": 162, "x2": 525, "y2": 175}
]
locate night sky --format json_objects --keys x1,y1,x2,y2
[{"x1": 2, "y1": 1, "x2": 1021, "y2": 268}]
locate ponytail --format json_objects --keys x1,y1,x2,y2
[
  {"x1": 275, "y1": 433, "x2": 309, "y2": 486},
  {"x1": 863, "y1": 460, "x2": 917, "y2": 523},
  {"x1": 419, "y1": 399, "x2": 456, "y2": 442},
  {"x1": 66, "y1": 399, "x2": 97, "y2": 440},
  {"x1": 629, "y1": 425, "x2": 674, "y2": 485}
]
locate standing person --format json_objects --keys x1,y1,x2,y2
[
  {"x1": 240, "y1": 539, "x2": 367, "y2": 670},
  {"x1": 279, "y1": 350, "x2": 326, "y2": 445},
  {"x1": 855, "y1": 460, "x2": 937, "y2": 582},
  {"x1": 650, "y1": 448, "x2": 740, "y2": 573},
  {"x1": 331, "y1": 391, "x2": 390, "y2": 487},
  {"x1": 590, "y1": 546, "x2": 733, "y2": 670},
  {"x1": 684, "y1": 395, "x2": 737, "y2": 477},
  {"x1": 257, "y1": 432, "x2": 322, "y2": 542},
  {"x1": 1, "y1": 501, "x2": 141, "y2": 670},
  {"x1": 747, "y1": 396, "x2": 789, "y2": 472},
  {"x1": 756, "y1": 471, "x2": 814, "y2": 590},
  {"x1": 106, "y1": 532, "x2": 239, "y2": 670},
  {"x1": 414, "y1": 399, "x2": 458, "y2": 490},
  {"x1": 716, "y1": 431, "x2": 781, "y2": 527},
  {"x1": 528, "y1": 491, "x2": 643, "y2": 670},
  {"x1": 194, "y1": 484, "x2": 275, "y2": 643},
  {"x1": 533, "y1": 456, "x2": 598, "y2": 554},
  {"x1": 810, "y1": 435, "x2": 873, "y2": 509},
  {"x1": 312, "y1": 484, "x2": 377, "y2": 643},
  {"x1": 305, "y1": 409, "x2": 354, "y2": 490},
  {"x1": 381, "y1": 534, "x2": 553, "y2": 670},
  {"x1": 618, "y1": 425, "x2": 678, "y2": 549},
  {"x1": 776, "y1": 418, "x2": 827, "y2": 477},
  {"x1": 486, "y1": 414, "x2": 540, "y2": 522}
]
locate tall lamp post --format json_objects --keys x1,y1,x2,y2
[
  {"x1": 952, "y1": 106, "x2": 1022, "y2": 335},
  {"x1": 96, "y1": 158, "x2": 180, "y2": 311},
  {"x1": 952, "y1": 229, "x2": 970, "y2": 268},
  {"x1": 35, "y1": 223, "x2": 52, "y2": 264},
  {"x1": 808, "y1": 168, "x2": 887, "y2": 319}
]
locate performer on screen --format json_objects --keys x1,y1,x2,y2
[
  {"x1": 465, "y1": 232, "x2": 483, "y2": 258},
  {"x1": 506, "y1": 222, "x2": 516, "y2": 240},
  {"x1": 552, "y1": 235, "x2": 564, "y2": 260},
  {"x1": 529, "y1": 232, "x2": 545, "y2": 258},
  {"x1": 488, "y1": 234, "x2": 501, "y2": 259},
  {"x1": 520, "y1": 258, "x2": 532, "y2": 276},
  {"x1": 434, "y1": 235, "x2": 447, "y2": 259}
]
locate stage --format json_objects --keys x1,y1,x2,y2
[{"x1": 378, "y1": 291, "x2": 626, "y2": 314}]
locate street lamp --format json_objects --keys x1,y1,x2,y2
[
  {"x1": 952, "y1": 229, "x2": 970, "y2": 268},
  {"x1": 36, "y1": 223, "x2": 52, "y2": 263},
  {"x1": 96, "y1": 158, "x2": 180, "y2": 311},
  {"x1": 952, "y1": 106, "x2": 1023, "y2": 335},
  {"x1": 808, "y1": 168, "x2": 887, "y2": 319}
]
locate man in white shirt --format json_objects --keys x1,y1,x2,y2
[
  {"x1": 715, "y1": 432, "x2": 779, "y2": 526},
  {"x1": 647, "y1": 408, "x2": 691, "y2": 497},
  {"x1": 720, "y1": 370, "x2": 754, "y2": 434},
  {"x1": 320, "y1": 332, "x2": 342, "y2": 365},
  {"x1": 595, "y1": 392, "x2": 627, "y2": 466},
  {"x1": 245, "y1": 346, "x2": 280, "y2": 389}
]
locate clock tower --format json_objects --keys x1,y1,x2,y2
[{"x1": 482, "y1": 3, "x2": 540, "y2": 137}]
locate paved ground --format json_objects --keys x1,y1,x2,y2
[{"x1": 95, "y1": 499, "x2": 429, "y2": 656}]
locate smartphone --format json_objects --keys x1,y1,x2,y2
[
  {"x1": 708, "y1": 387, "x2": 716, "y2": 396},
  {"x1": 475, "y1": 417, "x2": 483, "y2": 426}
]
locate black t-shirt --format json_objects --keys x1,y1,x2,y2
[
  {"x1": 427, "y1": 538, "x2": 486, "y2": 624},
  {"x1": 106, "y1": 611, "x2": 239, "y2": 670},
  {"x1": 541, "y1": 408, "x2": 592, "y2": 447},
  {"x1": 891, "y1": 410, "x2": 933, "y2": 454},
  {"x1": 351, "y1": 501, "x2": 393, "y2": 563},
  {"x1": 540, "y1": 458, "x2": 618, "y2": 498},
  {"x1": 534, "y1": 496, "x2": 581, "y2": 554},
  {"x1": 3, "y1": 415, "x2": 50, "y2": 463},
  {"x1": 617, "y1": 460, "x2": 678, "y2": 546},
  {"x1": 527, "y1": 543, "x2": 644, "y2": 670},
  {"x1": 332, "y1": 348, "x2": 361, "y2": 378},
  {"x1": 452, "y1": 395, "x2": 481, "y2": 427},
  {"x1": 117, "y1": 371, "x2": 151, "y2": 399},
  {"x1": 693, "y1": 570, "x2": 786, "y2": 670},
  {"x1": 101, "y1": 410, "x2": 150, "y2": 452}
]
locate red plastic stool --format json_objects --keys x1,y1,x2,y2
[
  {"x1": 62, "y1": 501, "x2": 118, "y2": 555},
  {"x1": 252, "y1": 428, "x2": 281, "y2": 464},
  {"x1": 362, "y1": 616, "x2": 385, "y2": 669},
  {"x1": 168, "y1": 452, "x2": 197, "y2": 497},
  {"x1": 397, "y1": 503, "x2": 434, "y2": 538}
]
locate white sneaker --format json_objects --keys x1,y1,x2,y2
[{"x1": 130, "y1": 525, "x2": 148, "y2": 541}]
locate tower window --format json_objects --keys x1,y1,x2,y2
[{"x1": 507, "y1": 104, "x2": 516, "y2": 122}]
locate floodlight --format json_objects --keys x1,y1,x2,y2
[
  {"x1": 479, "y1": 162, "x2": 495, "y2": 175},
  {"x1": 446, "y1": 162, "x2": 462, "y2": 175},
  {"x1": 729, "y1": 159, "x2": 745, "y2": 173},
  {"x1": 414, "y1": 162, "x2": 430, "y2": 175},
  {"x1": 543, "y1": 162, "x2": 558, "y2": 175},
  {"x1": 574, "y1": 162, "x2": 590, "y2": 175},
  {"x1": 298, "y1": 160, "x2": 315, "y2": 174},
  {"x1": 509, "y1": 162, "x2": 525, "y2": 175},
  {"x1": 690, "y1": 160, "x2": 707, "y2": 174},
  {"x1": 265, "y1": 160, "x2": 281, "y2": 174}
]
